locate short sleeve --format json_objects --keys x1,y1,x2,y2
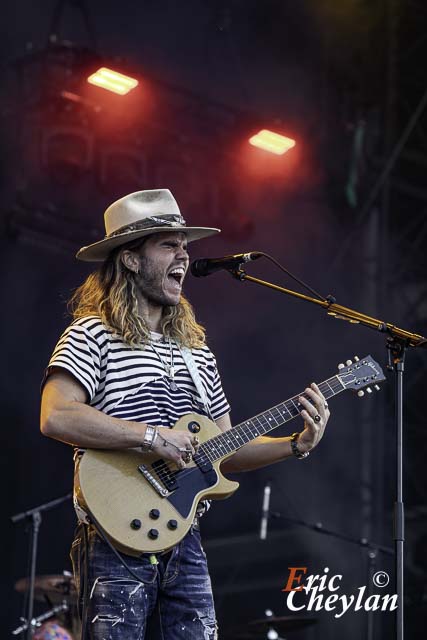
[
  {"x1": 209, "y1": 356, "x2": 230, "y2": 420},
  {"x1": 43, "y1": 323, "x2": 102, "y2": 401}
]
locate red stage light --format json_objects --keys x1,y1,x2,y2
[
  {"x1": 87, "y1": 67, "x2": 139, "y2": 95},
  {"x1": 249, "y1": 129, "x2": 296, "y2": 155}
]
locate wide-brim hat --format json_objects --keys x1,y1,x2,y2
[{"x1": 76, "y1": 189, "x2": 220, "y2": 262}]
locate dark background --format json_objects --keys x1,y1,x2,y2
[{"x1": 1, "y1": 1, "x2": 426, "y2": 639}]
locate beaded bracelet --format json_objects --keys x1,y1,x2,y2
[{"x1": 290, "y1": 432, "x2": 310, "y2": 459}]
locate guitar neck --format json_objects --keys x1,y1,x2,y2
[{"x1": 200, "y1": 375, "x2": 346, "y2": 463}]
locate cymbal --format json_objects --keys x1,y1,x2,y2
[
  {"x1": 15, "y1": 573, "x2": 77, "y2": 604},
  {"x1": 226, "y1": 615, "x2": 317, "y2": 639}
]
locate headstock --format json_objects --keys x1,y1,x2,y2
[{"x1": 337, "y1": 355, "x2": 386, "y2": 396}]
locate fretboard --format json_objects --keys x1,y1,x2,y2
[{"x1": 198, "y1": 375, "x2": 345, "y2": 463}]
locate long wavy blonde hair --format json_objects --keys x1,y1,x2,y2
[{"x1": 69, "y1": 237, "x2": 206, "y2": 349}]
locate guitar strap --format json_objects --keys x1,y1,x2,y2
[{"x1": 180, "y1": 346, "x2": 214, "y2": 421}]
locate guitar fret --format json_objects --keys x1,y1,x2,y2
[
  {"x1": 334, "y1": 375, "x2": 346, "y2": 390},
  {"x1": 265, "y1": 410, "x2": 280, "y2": 427},
  {"x1": 202, "y1": 445, "x2": 214, "y2": 461},
  {"x1": 247, "y1": 420, "x2": 260, "y2": 437},
  {"x1": 200, "y1": 452, "x2": 211, "y2": 465},
  {"x1": 279, "y1": 403, "x2": 294, "y2": 420},
  {"x1": 254, "y1": 414, "x2": 269, "y2": 434},
  {"x1": 318, "y1": 382, "x2": 331, "y2": 397},
  {"x1": 270, "y1": 407, "x2": 283, "y2": 422},
  {"x1": 199, "y1": 448, "x2": 213, "y2": 463},
  {"x1": 222, "y1": 434, "x2": 233, "y2": 453},
  {"x1": 216, "y1": 436, "x2": 228, "y2": 456},
  {"x1": 321, "y1": 378, "x2": 338, "y2": 397},
  {"x1": 203, "y1": 369, "x2": 358, "y2": 462},
  {"x1": 325, "y1": 381, "x2": 335, "y2": 394},
  {"x1": 285, "y1": 400, "x2": 299, "y2": 418},
  {"x1": 238, "y1": 427, "x2": 250, "y2": 443}
]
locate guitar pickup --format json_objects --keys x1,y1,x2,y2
[{"x1": 194, "y1": 454, "x2": 213, "y2": 473}]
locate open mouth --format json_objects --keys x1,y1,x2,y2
[{"x1": 167, "y1": 267, "x2": 185, "y2": 288}]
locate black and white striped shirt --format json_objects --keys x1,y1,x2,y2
[{"x1": 46, "y1": 315, "x2": 230, "y2": 427}]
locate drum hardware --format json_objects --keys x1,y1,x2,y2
[
  {"x1": 11, "y1": 602, "x2": 70, "y2": 637},
  {"x1": 14, "y1": 571, "x2": 78, "y2": 638},
  {"x1": 10, "y1": 492, "x2": 73, "y2": 640}
]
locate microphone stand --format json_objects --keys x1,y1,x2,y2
[
  {"x1": 10, "y1": 492, "x2": 72, "y2": 639},
  {"x1": 227, "y1": 265, "x2": 427, "y2": 640}
]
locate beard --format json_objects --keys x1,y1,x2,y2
[{"x1": 136, "y1": 254, "x2": 180, "y2": 308}]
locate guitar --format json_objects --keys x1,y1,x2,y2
[{"x1": 76, "y1": 355, "x2": 385, "y2": 556}]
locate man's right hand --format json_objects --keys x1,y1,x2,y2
[{"x1": 151, "y1": 427, "x2": 200, "y2": 469}]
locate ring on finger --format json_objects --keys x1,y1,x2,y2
[
  {"x1": 324, "y1": 402, "x2": 328, "y2": 409},
  {"x1": 314, "y1": 414, "x2": 321, "y2": 423},
  {"x1": 184, "y1": 452, "x2": 192, "y2": 463}
]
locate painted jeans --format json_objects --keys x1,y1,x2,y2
[{"x1": 70, "y1": 523, "x2": 217, "y2": 640}]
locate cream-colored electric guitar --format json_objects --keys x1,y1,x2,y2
[{"x1": 76, "y1": 356, "x2": 385, "y2": 556}]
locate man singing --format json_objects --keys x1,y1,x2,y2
[{"x1": 40, "y1": 189, "x2": 330, "y2": 639}]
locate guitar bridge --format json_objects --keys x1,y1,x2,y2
[{"x1": 138, "y1": 463, "x2": 171, "y2": 497}]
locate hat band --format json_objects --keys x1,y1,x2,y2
[{"x1": 108, "y1": 214, "x2": 187, "y2": 238}]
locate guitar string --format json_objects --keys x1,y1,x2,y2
[
  {"x1": 148, "y1": 357, "x2": 365, "y2": 475},
  {"x1": 130, "y1": 366, "x2": 379, "y2": 533},
  {"x1": 151, "y1": 378, "x2": 343, "y2": 478},
  {"x1": 146, "y1": 365, "x2": 381, "y2": 486},
  {"x1": 148, "y1": 376, "x2": 344, "y2": 480}
]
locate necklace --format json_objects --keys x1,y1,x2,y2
[{"x1": 150, "y1": 337, "x2": 178, "y2": 391}]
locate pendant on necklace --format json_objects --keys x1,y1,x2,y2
[{"x1": 168, "y1": 365, "x2": 178, "y2": 391}]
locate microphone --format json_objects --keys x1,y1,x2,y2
[
  {"x1": 259, "y1": 483, "x2": 271, "y2": 540},
  {"x1": 190, "y1": 252, "x2": 263, "y2": 278}
]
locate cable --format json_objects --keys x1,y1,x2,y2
[
  {"x1": 85, "y1": 509, "x2": 155, "y2": 585},
  {"x1": 254, "y1": 252, "x2": 328, "y2": 302}
]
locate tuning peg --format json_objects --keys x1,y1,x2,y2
[
  {"x1": 346, "y1": 359, "x2": 353, "y2": 366},
  {"x1": 374, "y1": 384, "x2": 380, "y2": 391},
  {"x1": 354, "y1": 356, "x2": 360, "y2": 362},
  {"x1": 366, "y1": 387, "x2": 372, "y2": 394},
  {"x1": 338, "y1": 363, "x2": 345, "y2": 370},
  {"x1": 357, "y1": 390, "x2": 365, "y2": 397}
]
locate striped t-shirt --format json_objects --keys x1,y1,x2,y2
[{"x1": 46, "y1": 315, "x2": 230, "y2": 427}]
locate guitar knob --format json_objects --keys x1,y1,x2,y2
[
  {"x1": 357, "y1": 390, "x2": 365, "y2": 397},
  {"x1": 346, "y1": 359, "x2": 353, "y2": 366},
  {"x1": 354, "y1": 356, "x2": 360, "y2": 361},
  {"x1": 167, "y1": 519, "x2": 178, "y2": 530},
  {"x1": 374, "y1": 384, "x2": 380, "y2": 391},
  {"x1": 188, "y1": 421, "x2": 201, "y2": 434},
  {"x1": 366, "y1": 387, "x2": 372, "y2": 394},
  {"x1": 149, "y1": 509, "x2": 160, "y2": 519},
  {"x1": 338, "y1": 363, "x2": 345, "y2": 370},
  {"x1": 130, "y1": 519, "x2": 142, "y2": 530},
  {"x1": 148, "y1": 529, "x2": 159, "y2": 539}
]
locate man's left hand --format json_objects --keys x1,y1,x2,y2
[{"x1": 296, "y1": 382, "x2": 330, "y2": 453}]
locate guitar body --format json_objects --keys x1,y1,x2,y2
[
  {"x1": 75, "y1": 356, "x2": 385, "y2": 557},
  {"x1": 75, "y1": 413, "x2": 240, "y2": 556}
]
